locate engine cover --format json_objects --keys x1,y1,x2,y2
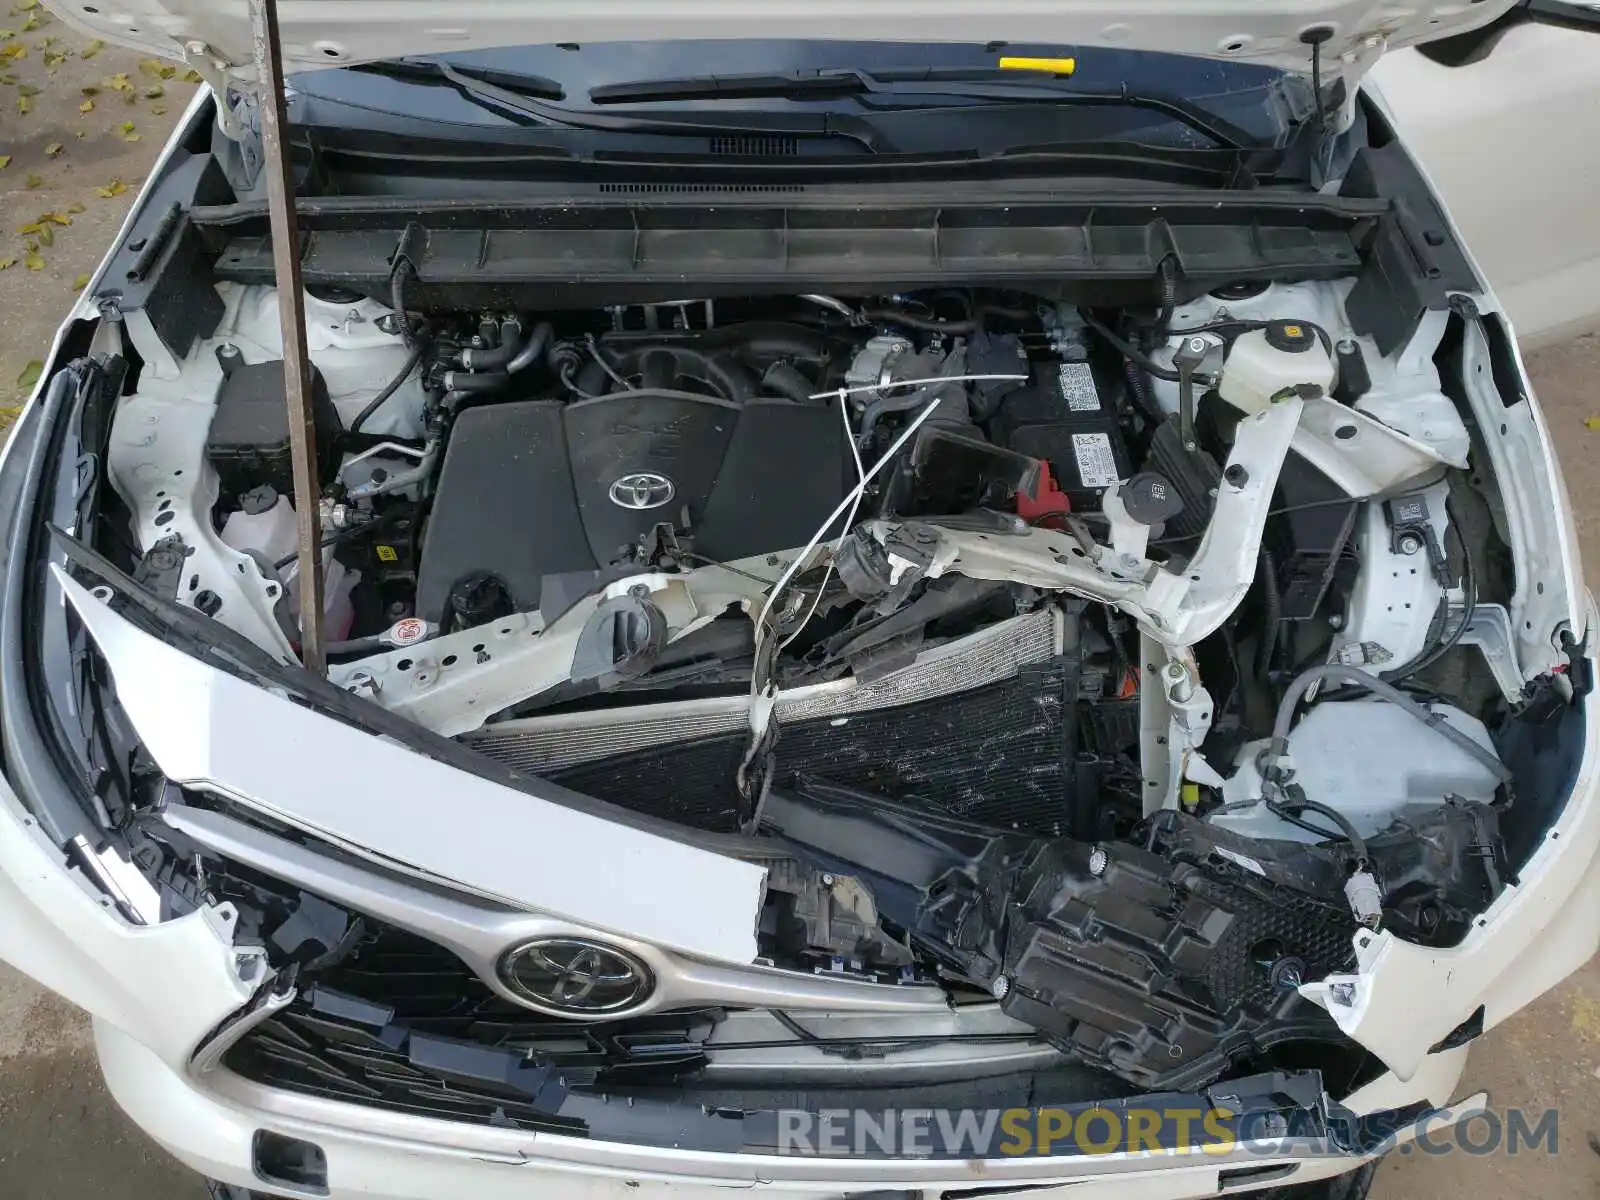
[{"x1": 416, "y1": 392, "x2": 850, "y2": 623}]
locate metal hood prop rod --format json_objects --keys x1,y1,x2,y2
[{"x1": 249, "y1": 0, "x2": 326, "y2": 674}]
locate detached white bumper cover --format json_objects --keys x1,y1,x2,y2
[
  {"x1": 97, "y1": 1018, "x2": 1394, "y2": 1200},
  {"x1": 52, "y1": 565, "x2": 768, "y2": 965}
]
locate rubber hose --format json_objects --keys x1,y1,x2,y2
[
  {"x1": 1268, "y1": 795, "x2": 1370, "y2": 864},
  {"x1": 439, "y1": 370, "x2": 508, "y2": 394},
  {"x1": 1266, "y1": 663, "x2": 1513, "y2": 785},
  {"x1": 507, "y1": 322, "x2": 554, "y2": 374},
  {"x1": 761, "y1": 360, "x2": 816, "y2": 403},
  {"x1": 1122, "y1": 359, "x2": 1165, "y2": 422},
  {"x1": 458, "y1": 318, "x2": 524, "y2": 371},
  {"x1": 1256, "y1": 549, "x2": 1281, "y2": 681},
  {"x1": 351, "y1": 344, "x2": 423, "y2": 434},
  {"x1": 859, "y1": 309, "x2": 980, "y2": 335},
  {"x1": 1149, "y1": 255, "x2": 1179, "y2": 347},
  {"x1": 576, "y1": 359, "x2": 610, "y2": 396},
  {"x1": 390, "y1": 268, "x2": 415, "y2": 350}
]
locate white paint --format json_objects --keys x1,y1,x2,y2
[
  {"x1": 1370, "y1": 27, "x2": 1600, "y2": 347},
  {"x1": 31, "y1": 0, "x2": 1519, "y2": 89},
  {"x1": 97, "y1": 1020, "x2": 1382, "y2": 1200},
  {"x1": 54, "y1": 567, "x2": 769, "y2": 965}
]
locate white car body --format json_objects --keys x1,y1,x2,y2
[
  {"x1": 1369, "y1": 25, "x2": 1600, "y2": 346},
  {"x1": 2, "y1": 3, "x2": 1598, "y2": 1198}
]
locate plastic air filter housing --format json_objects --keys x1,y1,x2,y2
[{"x1": 1218, "y1": 322, "x2": 1336, "y2": 414}]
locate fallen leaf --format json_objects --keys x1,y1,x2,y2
[
  {"x1": 180, "y1": 67, "x2": 201, "y2": 83},
  {"x1": 74, "y1": 130, "x2": 84, "y2": 139},
  {"x1": 37, "y1": 32, "x2": 50, "y2": 44},
  {"x1": 93, "y1": 178, "x2": 127, "y2": 198},
  {"x1": 43, "y1": 212, "x2": 69, "y2": 225},
  {"x1": 142, "y1": 83, "x2": 163, "y2": 99},
  {"x1": 44, "y1": 142, "x2": 61, "y2": 158},
  {"x1": 66, "y1": 201, "x2": 84, "y2": 214},
  {"x1": 149, "y1": 102, "x2": 167, "y2": 115},
  {"x1": 103, "y1": 70, "x2": 130, "y2": 91},
  {"x1": 79, "y1": 83, "x2": 97, "y2": 95},
  {"x1": 15, "y1": 360, "x2": 42, "y2": 390},
  {"x1": 24, "y1": 170, "x2": 40, "y2": 188},
  {"x1": 123, "y1": 132, "x2": 140, "y2": 141},
  {"x1": 43, "y1": 50, "x2": 66, "y2": 68},
  {"x1": 16, "y1": 220, "x2": 42, "y2": 234},
  {"x1": 0, "y1": 70, "x2": 13, "y2": 82},
  {"x1": 20, "y1": 11, "x2": 38, "y2": 31},
  {"x1": 0, "y1": 40, "x2": 25, "y2": 59},
  {"x1": 1586, "y1": 417, "x2": 1600, "y2": 431},
  {"x1": 33, "y1": 222, "x2": 52, "y2": 246},
  {"x1": 71, "y1": 272, "x2": 89, "y2": 291},
  {"x1": 12, "y1": 0, "x2": 38, "y2": 12},
  {"x1": 15, "y1": 80, "x2": 36, "y2": 94},
  {"x1": 138, "y1": 56, "x2": 174, "y2": 80},
  {"x1": 0, "y1": 27, "x2": 12, "y2": 38},
  {"x1": 15, "y1": 92, "x2": 28, "y2": 112},
  {"x1": 78, "y1": 97, "x2": 92, "y2": 112},
  {"x1": 80, "y1": 36, "x2": 101, "y2": 58},
  {"x1": 0, "y1": 257, "x2": 15, "y2": 271},
  {"x1": 0, "y1": 154, "x2": 9, "y2": 169},
  {"x1": 117, "y1": 119, "x2": 138, "y2": 141},
  {"x1": 24, "y1": 251, "x2": 43, "y2": 271}
]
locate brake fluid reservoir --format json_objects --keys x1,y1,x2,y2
[{"x1": 1218, "y1": 321, "x2": 1336, "y2": 414}]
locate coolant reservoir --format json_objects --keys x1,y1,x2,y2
[
  {"x1": 1218, "y1": 321, "x2": 1335, "y2": 414},
  {"x1": 220, "y1": 486, "x2": 297, "y2": 564},
  {"x1": 220, "y1": 486, "x2": 358, "y2": 640}
]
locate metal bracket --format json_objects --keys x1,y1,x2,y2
[
  {"x1": 328, "y1": 555, "x2": 783, "y2": 736},
  {"x1": 859, "y1": 397, "x2": 1305, "y2": 648},
  {"x1": 1457, "y1": 603, "x2": 1526, "y2": 700},
  {"x1": 182, "y1": 41, "x2": 245, "y2": 142}
]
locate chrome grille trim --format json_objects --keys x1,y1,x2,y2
[{"x1": 467, "y1": 608, "x2": 1064, "y2": 774}]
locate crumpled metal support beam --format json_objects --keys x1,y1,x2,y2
[{"x1": 248, "y1": 0, "x2": 325, "y2": 674}]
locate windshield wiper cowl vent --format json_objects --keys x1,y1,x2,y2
[
  {"x1": 709, "y1": 134, "x2": 800, "y2": 157},
  {"x1": 597, "y1": 181, "x2": 805, "y2": 195}
]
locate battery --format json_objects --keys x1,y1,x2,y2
[{"x1": 994, "y1": 356, "x2": 1132, "y2": 509}]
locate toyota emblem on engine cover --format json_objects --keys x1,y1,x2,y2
[
  {"x1": 608, "y1": 472, "x2": 675, "y2": 510},
  {"x1": 500, "y1": 937, "x2": 654, "y2": 1015}
]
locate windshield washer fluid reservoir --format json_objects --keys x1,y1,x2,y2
[{"x1": 1219, "y1": 321, "x2": 1336, "y2": 414}]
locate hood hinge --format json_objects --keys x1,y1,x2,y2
[{"x1": 183, "y1": 40, "x2": 263, "y2": 184}]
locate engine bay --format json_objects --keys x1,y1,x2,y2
[{"x1": 99, "y1": 272, "x2": 1549, "y2": 1092}]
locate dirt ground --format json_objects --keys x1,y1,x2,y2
[{"x1": 1, "y1": 17, "x2": 1599, "y2": 1200}]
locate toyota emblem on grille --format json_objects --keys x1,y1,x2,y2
[
  {"x1": 608, "y1": 472, "x2": 675, "y2": 510},
  {"x1": 500, "y1": 937, "x2": 654, "y2": 1015}
]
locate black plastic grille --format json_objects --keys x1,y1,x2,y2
[
  {"x1": 596, "y1": 181, "x2": 804, "y2": 194},
  {"x1": 225, "y1": 929, "x2": 714, "y2": 1131},
  {"x1": 552, "y1": 660, "x2": 1081, "y2": 835},
  {"x1": 708, "y1": 133, "x2": 799, "y2": 156}
]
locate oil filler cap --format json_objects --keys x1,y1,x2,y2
[{"x1": 1264, "y1": 320, "x2": 1316, "y2": 353}]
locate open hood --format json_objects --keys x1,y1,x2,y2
[{"x1": 43, "y1": 0, "x2": 1518, "y2": 88}]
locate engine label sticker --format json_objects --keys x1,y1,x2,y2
[
  {"x1": 1057, "y1": 362, "x2": 1101, "y2": 412},
  {"x1": 1071, "y1": 432, "x2": 1123, "y2": 489}
]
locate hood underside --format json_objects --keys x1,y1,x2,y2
[{"x1": 43, "y1": 0, "x2": 1517, "y2": 85}]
